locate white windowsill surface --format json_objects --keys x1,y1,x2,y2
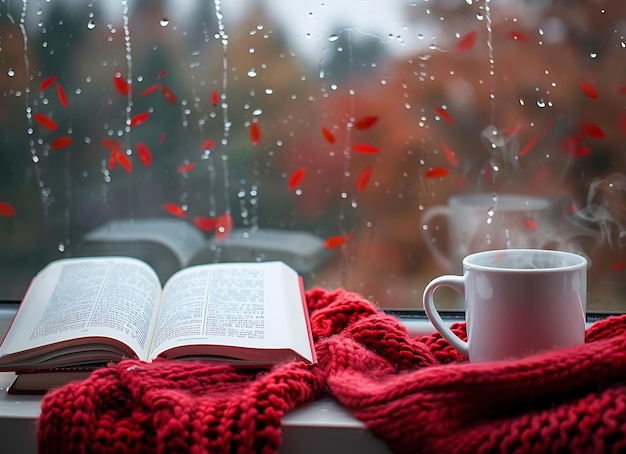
[{"x1": 0, "y1": 304, "x2": 436, "y2": 453}]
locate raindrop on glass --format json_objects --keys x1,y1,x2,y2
[
  {"x1": 87, "y1": 19, "x2": 96, "y2": 30},
  {"x1": 159, "y1": 18, "x2": 170, "y2": 27}
]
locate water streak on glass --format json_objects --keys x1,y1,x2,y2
[{"x1": 214, "y1": 0, "x2": 231, "y2": 218}]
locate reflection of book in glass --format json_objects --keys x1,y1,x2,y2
[
  {"x1": 76, "y1": 219, "x2": 331, "y2": 283},
  {"x1": 0, "y1": 257, "x2": 316, "y2": 394},
  {"x1": 191, "y1": 228, "x2": 332, "y2": 274},
  {"x1": 75, "y1": 218, "x2": 208, "y2": 283}
]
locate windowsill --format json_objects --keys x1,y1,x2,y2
[
  {"x1": 0, "y1": 302, "x2": 606, "y2": 453},
  {"x1": 0, "y1": 372, "x2": 396, "y2": 453},
  {"x1": 0, "y1": 304, "x2": 434, "y2": 453}
]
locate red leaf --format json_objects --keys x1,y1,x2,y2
[
  {"x1": 581, "y1": 121, "x2": 605, "y2": 139},
  {"x1": 443, "y1": 146, "x2": 458, "y2": 166},
  {"x1": 612, "y1": 261, "x2": 626, "y2": 271},
  {"x1": 160, "y1": 85, "x2": 177, "y2": 105},
  {"x1": 503, "y1": 123, "x2": 524, "y2": 136},
  {"x1": 322, "y1": 127, "x2": 336, "y2": 144},
  {"x1": 193, "y1": 216, "x2": 217, "y2": 232},
  {"x1": 215, "y1": 213, "x2": 233, "y2": 243},
  {"x1": 250, "y1": 122, "x2": 261, "y2": 146},
  {"x1": 40, "y1": 75, "x2": 57, "y2": 92},
  {"x1": 113, "y1": 73, "x2": 131, "y2": 96},
  {"x1": 115, "y1": 150, "x2": 132, "y2": 173},
  {"x1": 518, "y1": 132, "x2": 541, "y2": 157},
  {"x1": 33, "y1": 113, "x2": 58, "y2": 131},
  {"x1": 163, "y1": 203, "x2": 186, "y2": 219},
  {"x1": 200, "y1": 139, "x2": 215, "y2": 150},
  {"x1": 425, "y1": 167, "x2": 449, "y2": 178},
  {"x1": 51, "y1": 136, "x2": 72, "y2": 149},
  {"x1": 157, "y1": 70, "x2": 168, "y2": 80},
  {"x1": 56, "y1": 83, "x2": 68, "y2": 107},
  {"x1": 211, "y1": 90, "x2": 220, "y2": 107},
  {"x1": 136, "y1": 143, "x2": 152, "y2": 168},
  {"x1": 177, "y1": 162, "x2": 196, "y2": 173},
  {"x1": 324, "y1": 233, "x2": 352, "y2": 249},
  {"x1": 101, "y1": 139, "x2": 124, "y2": 149},
  {"x1": 288, "y1": 168, "x2": 306, "y2": 190},
  {"x1": 140, "y1": 84, "x2": 161, "y2": 97},
  {"x1": 354, "y1": 116, "x2": 379, "y2": 130},
  {"x1": 0, "y1": 201, "x2": 16, "y2": 217},
  {"x1": 571, "y1": 145, "x2": 592, "y2": 157},
  {"x1": 518, "y1": 119, "x2": 554, "y2": 158},
  {"x1": 523, "y1": 218, "x2": 539, "y2": 231},
  {"x1": 579, "y1": 81, "x2": 599, "y2": 100},
  {"x1": 562, "y1": 132, "x2": 591, "y2": 157},
  {"x1": 356, "y1": 166, "x2": 372, "y2": 192},
  {"x1": 456, "y1": 30, "x2": 477, "y2": 54},
  {"x1": 434, "y1": 106, "x2": 453, "y2": 124},
  {"x1": 130, "y1": 112, "x2": 150, "y2": 127},
  {"x1": 507, "y1": 31, "x2": 529, "y2": 42},
  {"x1": 352, "y1": 143, "x2": 380, "y2": 154}
]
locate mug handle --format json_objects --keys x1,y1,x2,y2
[
  {"x1": 420, "y1": 206, "x2": 452, "y2": 272},
  {"x1": 422, "y1": 275, "x2": 468, "y2": 357}
]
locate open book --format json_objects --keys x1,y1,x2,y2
[{"x1": 0, "y1": 257, "x2": 316, "y2": 393}]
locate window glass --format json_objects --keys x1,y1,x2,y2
[{"x1": 0, "y1": 0, "x2": 624, "y2": 311}]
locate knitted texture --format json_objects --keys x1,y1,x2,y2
[
  {"x1": 37, "y1": 288, "x2": 626, "y2": 453},
  {"x1": 38, "y1": 360, "x2": 324, "y2": 454},
  {"x1": 312, "y1": 289, "x2": 626, "y2": 454}
]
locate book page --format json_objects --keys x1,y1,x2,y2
[
  {"x1": 0, "y1": 257, "x2": 161, "y2": 360},
  {"x1": 149, "y1": 261, "x2": 304, "y2": 359}
]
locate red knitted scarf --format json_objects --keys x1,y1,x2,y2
[{"x1": 38, "y1": 288, "x2": 626, "y2": 453}]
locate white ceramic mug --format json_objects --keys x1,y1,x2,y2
[
  {"x1": 422, "y1": 249, "x2": 588, "y2": 362},
  {"x1": 421, "y1": 193, "x2": 552, "y2": 273}
]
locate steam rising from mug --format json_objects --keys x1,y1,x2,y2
[{"x1": 474, "y1": 249, "x2": 575, "y2": 269}]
